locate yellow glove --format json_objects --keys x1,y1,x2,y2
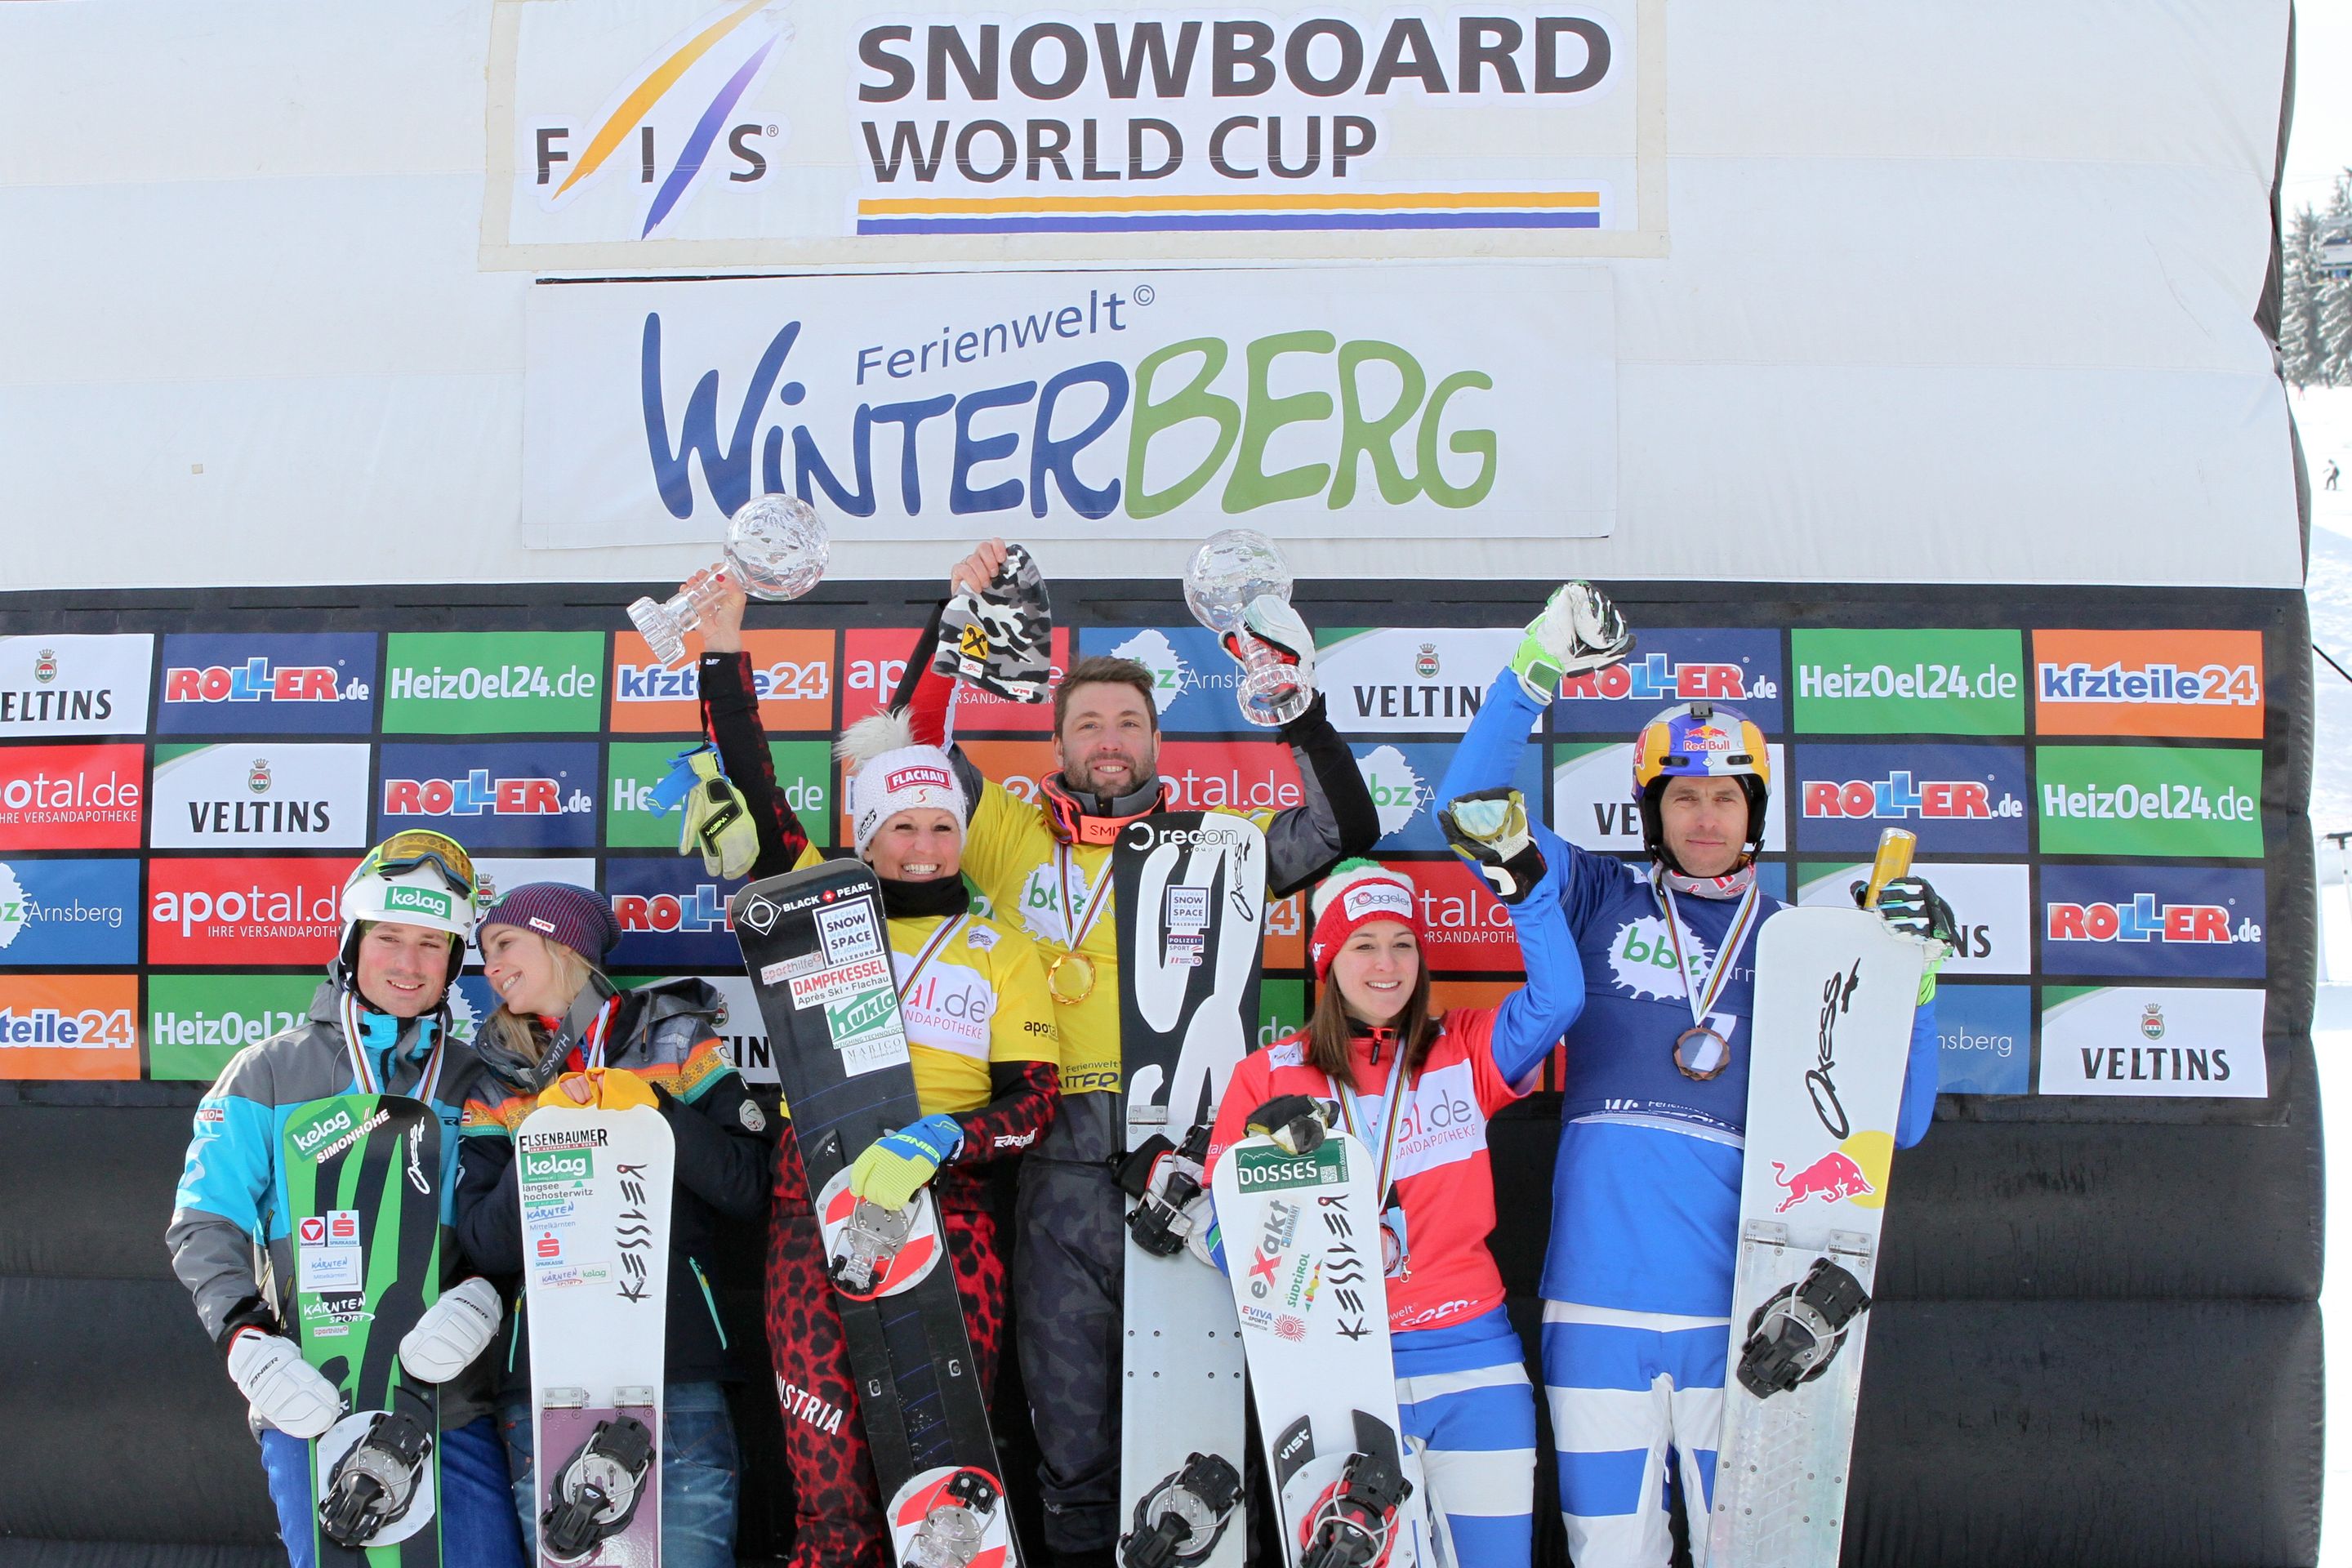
[{"x1": 537, "y1": 1068, "x2": 659, "y2": 1112}]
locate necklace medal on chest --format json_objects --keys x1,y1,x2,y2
[
  {"x1": 1654, "y1": 874, "x2": 1762, "y2": 1083},
  {"x1": 1045, "y1": 844, "x2": 1113, "y2": 1005}
]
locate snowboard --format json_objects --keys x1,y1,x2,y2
[
  {"x1": 730, "y1": 860, "x2": 1021, "y2": 1568},
  {"x1": 1209, "y1": 1128, "x2": 1447, "y2": 1568},
  {"x1": 1114, "y1": 813, "x2": 1265, "y2": 1568},
  {"x1": 519, "y1": 1102, "x2": 675, "y2": 1568},
  {"x1": 282, "y1": 1094, "x2": 443, "y2": 1567},
  {"x1": 1704, "y1": 845, "x2": 1928, "y2": 1568}
]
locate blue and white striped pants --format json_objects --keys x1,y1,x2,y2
[
  {"x1": 1540, "y1": 1300, "x2": 1731, "y2": 1568},
  {"x1": 1392, "y1": 1304, "x2": 1539, "y2": 1568}
]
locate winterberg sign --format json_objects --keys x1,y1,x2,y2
[
  {"x1": 522, "y1": 265, "x2": 1614, "y2": 548},
  {"x1": 485, "y1": 1, "x2": 1660, "y2": 267}
]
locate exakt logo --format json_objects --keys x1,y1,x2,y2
[
  {"x1": 2046, "y1": 895, "x2": 2261, "y2": 945},
  {"x1": 1802, "y1": 772, "x2": 2024, "y2": 821},
  {"x1": 1560, "y1": 653, "x2": 1770, "y2": 704},
  {"x1": 382, "y1": 770, "x2": 592, "y2": 817},
  {"x1": 533, "y1": 1, "x2": 795, "y2": 238},
  {"x1": 163, "y1": 659, "x2": 366, "y2": 706}
]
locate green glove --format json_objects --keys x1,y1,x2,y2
[
  {"x1": 846, "y1": 1114, "x2": 964, "y2": 1211},
  {"x1": 676, "y1": 748, "x2": 759, "y2": 878}
]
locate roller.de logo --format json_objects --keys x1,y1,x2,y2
[
  {"x1": 2045, "y1": 894, "x2": 2260, "y2": 945},
  {"x1": 163, "y1": 657, "x2": 363, "y2": 705},
  {"x1": 1559, "y1": 653, "x2": 1770, "y2": 703},
  {"x1": 1801, "y1": 771, "x2": 2024, "y2": 821},
  {"x1": 612, "y1": 884, "x2": 732, "y2": 934},
  {"x1": 381, "y1": 770, "x2": 591, "y2": 817}
]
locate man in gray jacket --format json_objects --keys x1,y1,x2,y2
[{"x1": 167, "y1": 831, "x2": 523, "y2": 1567}]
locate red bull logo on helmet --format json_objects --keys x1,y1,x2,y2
[{"x1": 1680, "y1": 724, "x2": 1731, "y2": 752}]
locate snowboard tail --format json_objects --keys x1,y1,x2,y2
[{"x1": 732, "y1": 860, "x2": 1019, "y2": 1567}]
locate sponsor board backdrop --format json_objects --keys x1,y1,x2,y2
[{"x1": 0, "y1": 581, "x2": 2309, "y2": 1126}]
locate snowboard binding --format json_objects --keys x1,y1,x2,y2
[
  {"x1": 902, "y1": 1468, "x2": 1004, "y2": 1568},
  {"x1": 1736, "y1": 1256, "x2": 1873, "y2": 1398},
  {"x1": 540, "y1": 1414, "x2": 657, "y2": 1563},
  {"x1": 318, "y1": 1408, "x2": 434, "y2": 1548},
  {"x1": 1120, "y1": 1451, "x2": 1243, "y2": 1568},
  {"x1": 1298, "y1": 1440, "x2": 1412, "y2": 1568},
  {"x1": 1118, "y1": 1122, "x2": 1214, "y2": 1258},
  {"x1": 829, "y1": 1196, "x2": 918, "y2": 1295}
]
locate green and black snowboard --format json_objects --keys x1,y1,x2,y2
[{"x1": 282, "y1": 1093, "x2": 444, "y2": 1566}]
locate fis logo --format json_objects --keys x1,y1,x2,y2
[
  {"x1": 1802, "y1": 773, "x2": 2024, "y2": 821},
  {"x1": 163, "y1": 659, "x2": 366, "y2": 706},
  {"x1": 612, "y1": 884, "x2": 732, "y2": 934},
  {"x1": 1560, "y1": 653, "x2": 1772, "y2": 704},
  {"x1": 2045, "y1": 895, "x2": 2261, "y2": 946},
  {"x1": 381, "y1": 771, "x2": 591, "y2": 817}
]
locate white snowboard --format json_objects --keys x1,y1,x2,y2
[
  {"x1": 519, "y1": 1103, "x2": 676, "y2": 1568},
  {"x1": 1209, "y1": 1129, "x2": 1447, "y2": 1568},
  {"x1": 1118, "y1": 816, "x2": 1263, "y2": 1568},
  {"x1": 1705, "y1": 907, "x2": 1927, "y2": 1568}
]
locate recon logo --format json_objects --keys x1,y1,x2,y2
[{"x1": 737, "y1": 895, "x2": 781, "y2": 934}]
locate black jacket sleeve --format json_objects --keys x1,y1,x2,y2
[
  {"x1": 659, "y1": 1070, "x2": 773, "y2": 1224},
  {"x1": 950, "y1": 1059, "x2": 1060, "y2": 1167},
  {"x1": 1265, "y1": 692, "x2": 1382, "y2": 897},
  {"x1": 699, "y1": 648, "x2": 815, "y2": 880},
  {"x1": 452, "y1": 1134, "x2": 524, "y2": 1277}
]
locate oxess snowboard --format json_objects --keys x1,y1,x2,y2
[
  {"x1": 282, "y1": 1093, "x2": 442, "y2": 1567},
  {"x1": 1115, "y1": 813, "x2": 1265, "y2": 1568},
  {"x1": 731, "y1": 860, "x2": 1019, "y2": 1568},
  {"x1": 1705, "y1": 899, "x2": 1927, "y2": 1568},
  {"x1": 1209, "y1": 1129, "x2": 1446, "y2": 1568},
  {"x1": 519, "y1": 1103, "x2": 675, "y2": 1568}
]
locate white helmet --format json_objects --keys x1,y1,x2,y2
[{"x1": 341, "y1": 830, "x2": 479, "y2": 982}]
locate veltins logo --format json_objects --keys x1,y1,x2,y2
[
  {"x1": 149, "y1": 743, "x2": 372, "y2": 850},
  {"x1": 525, "y1": 2, "x2": 795, "y2": 239},
  {"x1": 1789, "y1": 630, "x2": 2024, "y2": 736},
  {"x1": 2032, "y1": 629, "x2": 2263, "y2": 740},
  {"x1": 1312, "y1": 628, "x2": 1518, "y2": 735},
  {"x1": 2035, "y1": 985, "x2": 2266, "y2": 1099},
  {"x1": 0, "y1": 635, "x2": 155, "y2": 737}
]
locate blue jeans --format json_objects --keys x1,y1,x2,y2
[
  {"x1": 260, "y1": 1414, "x2": 528, "y2": 1568},
  {"x1": 495, "y1": 1382, "x2": 740, "y2": 1568}
]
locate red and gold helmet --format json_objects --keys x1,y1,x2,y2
[{"x1": 1630, "y1": 702, "x2": 1771, "y2": 871}]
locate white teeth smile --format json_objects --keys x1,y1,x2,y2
[{"x1": 903, "y1": 863, "x2": 942, "y2": 877}]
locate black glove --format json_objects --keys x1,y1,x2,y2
[
  {"x1": 1438, "y1": 787, "x2": 1548, "y2": 903},
  {"x1": 1245, "y1": 1094, "x2": 1331, "y2": 1156},
  {"x1": 1853, "y1": 874, "x2": 1958, "y2": 946}
]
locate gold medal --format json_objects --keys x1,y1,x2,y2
[
  {"x1": 1674, "y1": 1025, "x2": 1732, "y2": 1081},
  {"x1": 1046, "y1": 950, "x2": 1097, "y2": 1005}
]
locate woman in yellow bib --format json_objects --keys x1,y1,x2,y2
[{"x1": 689, "y1": 573, "x2": 1061, "y2": 1568}]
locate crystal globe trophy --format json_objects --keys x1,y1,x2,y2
[
  {"x1": 627, "y1": 495, "x2": 830, "y2": 669},
  {"x1": 1183, "y1": 528, "x2": 1311, "y2": 727}
]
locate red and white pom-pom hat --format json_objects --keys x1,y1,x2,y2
[
  {"x1": 837, "y1": 711, "x2": 969, "y2": 857},
  {"x1": 1307, "y1": 859, "x2": 1423, "y2": 981}
]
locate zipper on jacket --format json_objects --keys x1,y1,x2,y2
[{"x1": 690, "y1": 1258, "x2": 727, "y2": 1352}]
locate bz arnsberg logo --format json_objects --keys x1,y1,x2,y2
[{"x1": 532, "y1": 2, "x2": 795, "y2": 238}]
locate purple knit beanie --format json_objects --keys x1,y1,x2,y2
[{"x1": 477, "y1": 881, "x2": 621, "y2": 962}]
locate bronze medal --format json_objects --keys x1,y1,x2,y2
[
  {"x1": 1674, "y1": 1024, "x2": 1732, "y2": 1081},
  {"x1": 1046, "y1": 949, "x2": 1097, "y2": 1005}
]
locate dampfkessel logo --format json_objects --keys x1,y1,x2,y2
[{"x1": 528, "y1": 2, "x2": 796, "y2": 239}]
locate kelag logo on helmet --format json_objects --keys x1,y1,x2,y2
[
  {"x1": 0, "y1": 634, "x2": 154, "y2": 737},
  {"x1": 1552, "y1": 630, "x2": 1784, "y2": 730},
  {"x1": 0, "y1": 744, "x2": 144, "y2": 851},
  {"x1": 155, "y1": 633, "x2": 378, "y2": 735},
  {"x1": 375, "y1": 742, "x2": 599, "y2": 849},
  {"x1": 381, "y1": 633, "x2": 603, "y2": 734},
  {"x1": 148, "y1": 858, "x2": 358, "y2": 966},
  {"x1": 148, "y1": 742, "x2": 372, "y2": 849}
]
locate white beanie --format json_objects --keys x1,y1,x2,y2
[{"x1": 838, "y1": 711, "x2": 969, "y2": 858}]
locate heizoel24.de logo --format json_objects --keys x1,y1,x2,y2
[
  {"x1": 521, "y1": 1, "x2": 795, "y2": 240},
  {"x1": 381, "y1": 634, "x2": 603, "y2": 734},
  {"x1": 1789, "y1": 630, "x2": 2023, "y2": 736},
  {"x1": 2034, "y1": 745, "x2": 2261, "y2": 859}
]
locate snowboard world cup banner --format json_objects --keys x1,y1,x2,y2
[
  {"x1": 482, "y1": 0, "x2": 1665, "y2": 270},
  {"x1": 522, "y1": 265, "x2": 1615, "y2": 548}
]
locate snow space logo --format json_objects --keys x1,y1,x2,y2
[
  {"x1": 1110, "y1": 629, "x2": 1192, "y2": 714},
  {"x1": 1355, "y1": 746, "x2": 1432, "y2": 840},
  {"x1": 532, "y1": 1, "x2": 795, "y2": 238},
  {"x1": 1607, "y1": 915, "x2": 1703, "y2": 1000},
  {"x1": 0, "y1": 863, "x2": 24, "y2": 950}
]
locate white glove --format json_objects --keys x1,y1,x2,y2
[
  {"x1": 227, "y1": 1329, "x2": 342, "y2": 1438},
  {"x1": 1181, "y1": 1194, "x2": 1222, "y2": 1271},
  {"x1": 397, "y1": 1276, "x2": 502, "y2": 1384},
  {"x1": 1511, "y1": 581, "x2": 1633, "y2": 702},
  {"x1": 1220, "y1": 595, "x2": 1319, "y2": 716}
]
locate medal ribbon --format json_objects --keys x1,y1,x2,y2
[
  {"x1": 894, "y1": 914, "x2": 970, "y2": 1004},
  {"x1": 340, "y1": 991, "x2": 447, "y2": 1106},
  {"x1": 1054, "y1": 844, "x2": 1116, "y2": 956},
  {"x1": 565, "y1": 994, "x2": 625, "y2": 1073},
  {"x1": 1651, "y1": 873, "x2": 1763, "y2": 1031},
  {"x1": 1330, "y1": 1053, "x2": 1414, "y2": 1210}
]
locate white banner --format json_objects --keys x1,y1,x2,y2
[
  {"x1": 149, "y1": 744, "x2": 373, "y2": 850},
  {"x1": 483, "y1": 0, "x2": 1663, "y2": 270},
  {"x1": 523, "y1": 264, "x2": 1615, "y2": 546},
  {"x1": 0, "y1": 637, "x2": 154, "y2": 738},
  {"x1": 2034, "y1": 985, "x2": 2267, "y2": 1098}
]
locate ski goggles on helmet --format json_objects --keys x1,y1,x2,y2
[{"x1": 355, "y1": 830, "x2": 479, "y2": 901}]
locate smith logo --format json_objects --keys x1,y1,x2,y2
[
  {"x1": 382, "y1": 771, "x2": 591, "y2": 817},
  {"x1": 164, "y1": 660, "x2": 363, "y2": 705},
  {"x1": 1802, "y1": 773, "x2": 2022, "y2": 821},
  {"x1": 2046, "y1": 896, "x2": 2258, "y2": 945},
  {"x1": 1561, "y1": 654, "x2": 1769, "y2": 703}
]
